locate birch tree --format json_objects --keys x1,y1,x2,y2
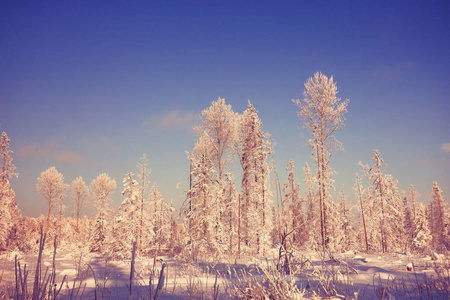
[
  {"x1": 70, "y1": 176, "x2": 89, "y2": 233},
  {"x1": 90, "y1": 173, "x2": 116, "y2": 252},
  {"x1": 293, "y1": 72, "x2": 349, "y2": 250},
  {"x1": 195, "y1": 97, "x2": 238, "y2": 182},
  {"x1": 36, "y1": 167, "x2": 68, "y2": 231}
]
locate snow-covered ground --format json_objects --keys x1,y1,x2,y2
[{"x1": 0, "y1": 249, "x2": 448, "y2": 299}]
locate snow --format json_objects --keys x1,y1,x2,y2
[{"x1": 1, "y1": 249, "x2": 448, "y2": 299}]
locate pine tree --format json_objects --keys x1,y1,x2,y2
[
  {"x1": 136, "y1": 154, "x2": 151, "y2": 255},
  {"x1": 282, "y1": 159, "x2": 303, "y2": 248},
  {"x1": 150, "y1": 184, "x2": 173, "y2": 254},
  {"x1": 239, "y1": 101, "x2": 273, "y2": 255},
  {"x1": 185, "y1": 132, "x2": 218, "y2": 259},
  {"x1": 293, "y1": 72, "x2": 349, "y2": 250},
  {"x1": 223, "y1": 172, "x2": 239, "y2": 255},
  {"x1": 0, "y1": 131, "x2": 21, "y2": 250},
  {"x1": 36, "y1": 167, "x2": 68, "y2": 231},
  {"x1": 412, "y1": 203, "x2": 432, "y2": 253},
  {"x1": 90, "y1": 173, "x2": 116, "y2": 252},
  {"x1": 429, "y1": 181, "x2": 448, "y2": 252}
]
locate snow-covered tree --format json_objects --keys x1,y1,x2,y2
[
  {"x1": 0, "y1": 131, "x2": 22, "y2": 250},
  {"x1": 185, "y1": 132, "x2": 219, "y2": 259},
  {"x1": 359, "y1": 151, "x2": 403, "y2": 253},
  {"x1": 282, "y1": 159, "x2": 303, "y2": 248},
  {"x1": 429, "y1": 181, "x2": 448, "y2": 252},
  {"x1": 412, "y1": 203, "x2": 432, "y2": 253},
  {"x1": 136, "y1": 154, "x2": 151, "y2": 255},
  {"x1": 303, "y1": 162, "x2": 320, "y2": 250},
  {"x1": 293, "y1": 72, "x2": 349, "y2": 250},
  {"x1": 36, "y1": 167, "x2": 68, "y2": 231},
  {"x1": 195, "y1": 97, "x2": 238, "y2": 182},
  {"x1": 70, "y1": 176, "x2": 89, "y2": 233},
  {"x1": 222, "y1": 172, "x2": 239, "y2": 255},
  {"x1": 90, "y1": 173, "x2": 116, "y2": 252},
  {"x1": 149, "y1": 184, "x2": 173, "y2": 254},
  {"x1": 354, "y1": 173, "x2": 369, "y2": 252},
  {"x1": 107, "y1": 172, "x2": 139, "y2": 259},
  {"x1": 402, "y1": 196, "x2": 414, "y2": 248},
  {"x1": 239, "y1": 101, "x2": 273, "y2": 255}
]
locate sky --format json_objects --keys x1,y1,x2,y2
[{"x1": 1, "y1": 1, "x2": 449, "y2": 217}]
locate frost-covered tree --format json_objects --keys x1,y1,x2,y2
[
  {"x1": 303, "y1": 162, "x2": 320, "y2": 250},
  {"x1": 136, "y1": 154, "x2": 151, "y2": 255},
  {"x1": 412, "y1": 203, "x2": 432, "y2": 253},
  {"x1": 70, "y1": 176, "x2": 89, "y2": 233},
  {"x1": 36, "y1": 167, "x2": 68, "y2": 231},
  {"x1": 90, "y1": 173, "x2": 116, "y2": 252},
  {"x1": 402, "y1": 196, "x2": 414, "y2": 248},
  {"x1": 354, "y1": 173, "x2": 369, "y2": 252},
  {"x1": 0, "y1": 132, "x2": 18, "y2": 185},
  {"x1": 195, "y1": 97, "x2": 238, "y2": 182},
  {"x1": 359, "y1": 151, "x2": 403, "y2": 253},
  {"x1": 223, "y1": 172, "x2": 239, "y2": 255},
  {"x1": 185, "y1": 97, "x2": 239, "y2": 258},
  {"x1": 0, "y1": 131, "x2": 22, "y2": 250},
  {"x1": 429, "y1": 181, "x2": 448, "y2": 252},
  {"x1": 293, "y1": 72, "x2": 349, "y2": 250},
  {"x1": 149, "y1": 184, "x2": 173, "y2": 254},
  {"x1": 239, "y1": 101, "x2": 273, "y2": 255},
  {"x1": 107, "y1": 172, "x2": 139, "y2": 259},
  {"x1": 185, "y1": 132, "x2": 219, "y2": 258},
  {"x1": 408, "y1": 185, "x2": 419, "y2": 221},
  {"x1": 282, "y1": 159, "x2": 303, "y2": 248}
]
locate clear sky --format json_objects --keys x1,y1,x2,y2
[{"x1": 1, "y1": 1, "x2": 449, "y2": 217}]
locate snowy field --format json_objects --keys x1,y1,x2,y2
[{"x1": 1, "y1": 249, "x2": 449, "y2": 299}]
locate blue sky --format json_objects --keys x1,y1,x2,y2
[{"x1": 1, "y1": 1, "x2": 449, "y2": 217}]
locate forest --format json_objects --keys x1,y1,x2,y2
[{"x1": 0, "y1": 73, "x2": 449, "y2": 299}]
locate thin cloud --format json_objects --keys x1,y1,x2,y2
[
  {"x1": 372, "y1": 61, "x2": 417, "y2": 81},
  {"x1": 16, "y1": 141, "x2": 88, "y2": 164},
  {"x1": 143, "y1": 110, "x2": 199, "y2": 132},
  {"x1": 78, "y1": 136, "x2": 120, "y2": 150},
  {"x1": 440, "y1": 143, "x2": 450, "y2": 154}
]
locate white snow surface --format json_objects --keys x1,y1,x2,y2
[{"x1": 0, "y1": 249, "x2": 448, "y2": 299}]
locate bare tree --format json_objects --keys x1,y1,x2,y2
[{"x1": 293, "y1": 72, "x2": 349, "y2": 250}]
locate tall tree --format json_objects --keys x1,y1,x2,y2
[
  {"x1": 185, "y1": 132, "x2": 218, "y2": 259},
  {"x1": 354, "y1": 173, "x2": 369, "y2": 252},
  {"x1": 90, "y1": 173, "x2": 116, "y2": 252},
  {"x1": 282, "y1": 159, "x2": 303, "y2": 248},
  {"x1": 195, "y1": 97, "x2": 238, "y2": 182},
  {"x1": 107, "y1": 172, "x2": 139, "y2": 259},
  {"x1": 303, "y1": 162, "x2": 320, "y2": 250},
  {"x1": 36, "y1": 167, "x2": 68, "y2": 231},
  {"x1": 137, "y1": 154, "x2": 151, "y2": 255},
  {"x1": 150, "y1": 184, "x2": 173, "y2": 254},
  {"x1": 429, "y1": 181, "x2": 447, "y2": 251},
  {"x1": 293, "y1": 72, "x2": 349, "y2": 250},
  {"x1": 239, "y1": 101, "x2": 273, "y2": 255},
  {"x1": 0, "y1": 131, "x2": 21, "y2": 250},
  {"x1": 70, "y1": 176, "x2": 89, "y2": 233}
]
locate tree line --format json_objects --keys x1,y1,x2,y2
[{"x1": 0, "y1": 72, "x2": 449, "y2": 259}]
